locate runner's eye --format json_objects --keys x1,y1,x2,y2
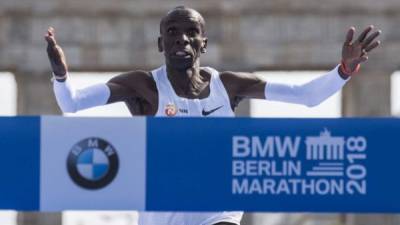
[
  {"x1": 167, "y1": 28, "x2": 177, "y2": 35},
  {"x1": 187, "y1": 28, "x2": 199, "y2": 36}
]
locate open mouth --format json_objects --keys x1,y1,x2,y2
[{"x1": 174, "y1": 51, "x2": 192, "y2": 58}]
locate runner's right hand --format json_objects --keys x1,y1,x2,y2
[{"x1": 45, "y1": 27, "x2": 68, "y2": 77}]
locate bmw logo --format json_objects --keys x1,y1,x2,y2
[{"x1": 67, "y1": 137, "x2": 119, "y2": 190}]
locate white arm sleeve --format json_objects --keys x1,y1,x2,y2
[
  {"x1": 265, "y1": 65, "x2": 349, "y2": 107},
  {"x1": 53, "y1": 77, "x2": 110, "y2": 113}
]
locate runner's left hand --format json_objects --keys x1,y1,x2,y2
[{"x1": 341, "y1": 26, "x2": 381, "y2": 73}]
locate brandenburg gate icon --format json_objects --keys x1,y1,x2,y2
[{"x1": 305, "y1": 129, "x2": 345, "y2": 160}]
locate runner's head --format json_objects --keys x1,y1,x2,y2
[{"x1": 158, "y1": 6, "x2": 207, "y2": 70}]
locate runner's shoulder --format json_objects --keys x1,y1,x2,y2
[
  {"x1": 219, "y1": 71, "x2": 244, "y2": 91},
  {"x1": 108, "y1": 70, "x2": 155, "y2": 88}
]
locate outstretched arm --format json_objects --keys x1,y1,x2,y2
[
  {"x1": 221, "y1": 26, "x2": 381, "y2": 107},
  {"x1": 45, "y1": 27, "x2": 140, "y2": 113}
]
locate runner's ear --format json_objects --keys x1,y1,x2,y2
[
  {"x1": 158, "y1": 37, "x2": 163, "y2": 52},
  {"x1": 201, "y1": 38, "x2": 207, "y2": 53}
]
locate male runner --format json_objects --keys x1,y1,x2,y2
[{"x1": 45, "y1": 6, "x2": 381, "y2": 225}]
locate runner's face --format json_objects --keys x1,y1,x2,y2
[{"x1": 159, "y1": 11, "x2": 207, "y2": 70}]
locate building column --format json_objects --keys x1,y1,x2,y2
[
  {"x1": 15, "y1": 70, "x2": 61, "y2": 115},
  {"x1": 342, "y1": 69, "x2": 392, "y2": 116},
  {"x1": 345, "y1": 214, "x2": 400, "y2": 225},
  {"x1": 17, "y1": 212, "x2": 62, "y2": 225},
  {"x1": 342, "y1": 69, "x2": 395, "y2": 225},
  {"x1": 15, "y1": 70, "x2": 62, "y2": 225}
]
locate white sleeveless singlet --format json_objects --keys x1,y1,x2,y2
[
  {"x1": 138, "y1": 65, "x2": 242, "y2": 225},
  {"x1": 151, "y1": 65, "x2": 235, "y2": 117}
]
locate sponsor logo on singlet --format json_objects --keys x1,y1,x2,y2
[
  {"x1": 165, "y1": 103, "x2": 177, "y2": 116},
  {"x1": 67, "y1": 137, "x2": 119, "y2": 190},
  {"x1": 202, "y1": 105, "x2": 223, "y2": 116}
]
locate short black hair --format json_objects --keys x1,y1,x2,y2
[{"x1": 159, "y1": 6, "x2": 206, "y2": 35}]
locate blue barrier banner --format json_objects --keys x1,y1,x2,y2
[
  {"x1": 40, "y1": 116, "x2": 146, "y2": 211},
  {"x1": 1, "y1": 116, "x2": 400, "y2": 212},
  {"x1": 147, "y1": 118, "x2": 400, "y2": 213},
  {"x1": 0, "y1": 117, "x2": 40, "y2": 210}
]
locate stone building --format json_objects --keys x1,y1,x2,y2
[{"x1": 0, "y1": 0, "x2": 399, "y2": 224}]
